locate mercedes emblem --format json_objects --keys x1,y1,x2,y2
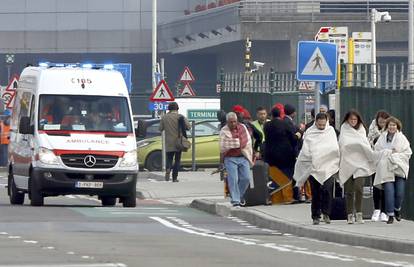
[{"x1": 84, "y1": 155, "x2": 97, "y2": 168}]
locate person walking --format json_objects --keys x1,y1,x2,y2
[
  {"x1": 374, "y1": 117, "x2": 412, "y2": 224},
  {"x1": 284, "y1": 104, "x2": 304, "y2": 202},
  {"x1": 0, "y1": 110, "x2": 11, "y2": 167},
  {"x1": 251, "y1": 106, "x2": 269, "y2": 159},
  {"x1": 368, "y1": 110, "x2": 390, "y2": 222},
  {"x1": 219, "y1": 112, "x2": 253, "y2": 207},
  {"x1": 294, "y1": 113, "x2": 340, "y2": 225},
  {"x1": 339, "y1": 110, "x2": 375, "y2": 224},
  {"x1": 159, "y1": 102, "x2": 190, "y2": 182}
]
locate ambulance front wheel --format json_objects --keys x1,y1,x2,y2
[
  {"x1": 30, "y1": 174, "x2": 44, "y2": 206},
  {"x1": 122, "y1": 190, "x2": 136, "y2": 208}
]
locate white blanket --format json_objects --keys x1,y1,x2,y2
[
  {"x1": 374, "y1": 131, "x2": 412, "y2": 186},
  {"x1": 293, "y1": 123, "x2": 340, "y2": 186},
  {"x1": 338, "y1": 123, "x2": 376, "y2": 185}
]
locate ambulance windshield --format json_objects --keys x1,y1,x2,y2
[{"x1": 38, "y1": 95, "x2": 132, "y2": 133}]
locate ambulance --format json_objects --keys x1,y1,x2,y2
[{"x1": 7, "y1": 63, "x2": 138, "y2": 207}]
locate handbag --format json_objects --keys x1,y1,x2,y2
[{"x1": 175, "y1": 116, "x2": 191, "y2": 152}]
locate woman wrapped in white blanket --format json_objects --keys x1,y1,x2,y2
[
  {"x1": 338, "y1": 110, "x2": 376, "y2": 224},
  {"x1": 374, "y1": 116, "x2": 412, "y2": 224}
]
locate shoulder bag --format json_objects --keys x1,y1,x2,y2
[{"x1": 175, "y1": 116, "x2": 191, "y2": 152}]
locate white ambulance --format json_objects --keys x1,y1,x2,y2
[{"x1": 7, "y1": 64, "x2": 138, "y2": 207}]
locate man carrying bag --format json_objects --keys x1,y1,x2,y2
[{"x1": 159, "y1": 102, "x2": 190, "y2": 182}]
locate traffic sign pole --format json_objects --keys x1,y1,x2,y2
[{"x1": 314, "y1": 82, "x2": 320, "y2": 115}]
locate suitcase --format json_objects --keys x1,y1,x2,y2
[
  {"x1": 330, "y1": 179, "x2": 347, "y2": 220},
  {"x1": 244, "y1": 160, "x2": 271, "y2": 206}
]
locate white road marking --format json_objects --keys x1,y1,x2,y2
[
  {"x1": 0, "y1": 264, "x2": 127, "y2": 267},
  {"x1": 153, "y1": 217, "x2": 414, "y2": 266},
  {"x1": 8, "y1": 236, "x2": 21, "y2": 239},
  {"x1": 42, "y1": 246, "x2": 55, "y2": 250},
  {"x1": 23, "y1": 240, "x2": 38, "y2": 244},
  {"x1": 151, "y1": 217, "x2": 256, "y2": 245},
  {"x1": 0, "y1": 232, "x2": 8, "y2": 235},
  {"x1": 67, "y1": 251, "x2": 76, "y2": 255},
  {"x1": 0, "y1": 183, "x2": 7, "y2": 188}
]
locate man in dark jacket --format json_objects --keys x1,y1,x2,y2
[{"x1": 264, "y1": 108, "x2": 297, "y2": 177}]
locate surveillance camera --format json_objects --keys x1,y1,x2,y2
[
  {"x1": 253, "y1": 61, "x2": 265, "y2": 67},
  {"x1": 382, "y1": 13, "x2": 391, "y2": 22}
]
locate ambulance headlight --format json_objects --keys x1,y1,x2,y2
[
  {"x1": 120, "y1": 150, "x2": 138, "y2": 167},
  {"x1": 38, "y1": 147, "x2": 59, "y2": 165}
]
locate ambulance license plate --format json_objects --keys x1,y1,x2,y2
[{"x1": 75, "y1": 181, "x2": 103, "y2": 189}]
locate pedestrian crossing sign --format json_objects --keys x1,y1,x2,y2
[
  {"x1": 297, "y1": 41, "x2": 338, "y2": 82},
  {"x1": 149, "y1": 80, "x2": 175, "y2": 102}
]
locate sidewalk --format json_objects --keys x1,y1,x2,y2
[{"x1": 137, "y1": 171, "x2": 414, "y2": 255}]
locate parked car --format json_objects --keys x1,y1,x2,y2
[
  {"x1": 137, "y1": 120, "x2": 220, "y2": 171},
  {"x1": 136, "y1": 119, "x2": 161, "y2": 141}
]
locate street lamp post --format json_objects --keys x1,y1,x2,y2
[{"x1": 371, "y1": 8, "x2": 391, "y2": 88}]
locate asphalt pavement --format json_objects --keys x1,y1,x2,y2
[{"x1": 0, "y1": 170, "x2": 414, "y2": 266}]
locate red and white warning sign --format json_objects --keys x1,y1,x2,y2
[
  {"x1": 179, "y1": 66, "x2": 195, "y2": 82},
  {"x1": 149, "y1": 80, "x2": 175, "y2": 102},
  {"x1": 1, "y1": 75, "x2": 19, "y2": 109},
  {"x1": 298, "y1": 81, "x2": 316, "y2": 91},
  {"x1": 180, "y1": 83, "x2": 196, "y2": 97}
]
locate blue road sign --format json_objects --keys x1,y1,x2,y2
[
  {"x1": 148, "y1": 102, "x2": 169, "y2": 111},
  {"x1": 113, "y1": 64, "x2": 132, "y2": 93},
  {"x1": 297, "y1": 41, "x2": 338, "y2": 82}
]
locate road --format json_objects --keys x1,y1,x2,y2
[{"x1": 0, "y1": 172, "x2": 413, "y2": 267}]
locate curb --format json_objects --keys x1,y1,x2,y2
[{"x1": 190, "y1": 199, "x2": 414, "y2": 255}]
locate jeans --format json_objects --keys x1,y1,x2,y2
[
  {"x1": 309, "y1": 176, "x2": 333, "y2": 219},
  {"x1": 384, "y1": 177, "x2": 406, "y2": 216},
  {"x1": 344, "y1": 177, "x2": 365, "y2": 214},
  {"x1": 224, "y1": 157, "x2": 251, "y2": 205},
  {"x1": 166, "y1": 151, "x2": 182, "y2": 180}
]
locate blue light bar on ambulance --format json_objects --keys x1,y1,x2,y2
[
  {"x1": 103, "y1": 64, "x2": 114, "y2": 70},
  {"x1": 82, "y1": 63, "x2": 93, "y2": 69},
  {"x1": 38, "y1": 62, "x2": 116, "y2": 70}
]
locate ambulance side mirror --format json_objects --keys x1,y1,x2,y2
[
  {"x1": 19, "y1": 116, "x2": 33, "y2": 135},
  {"x1": 136, "y1": 120, "x2": 147, "y2": 138}
]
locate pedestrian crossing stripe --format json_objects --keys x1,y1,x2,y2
[
  {"x1": 149, "y1": 80, "x2": 175, "y2": 102},
  {"x1": 301, "y1": 47, "x2": 333, "y2": 76}
]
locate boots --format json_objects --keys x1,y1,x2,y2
[{"x1": 165, "y1": 169, "x2": 171, "y2": 181}]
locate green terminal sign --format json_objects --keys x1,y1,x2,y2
[{"x1": 187, "y1": 109, "x2": 219, "y2": 120}]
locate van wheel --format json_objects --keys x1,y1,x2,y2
[
  {"x1": 8, "y1": 169, "x2": 25, "y2": 205},
  {"x1": 30, "y1": 177, "x2": 44, "y2": 206},
  {"x1": 101, "y1": 197, "x2": 116, "y2": 206},
  {"x1": 122, "y1": 191, "x2": 136, "y2": 208},
  {"x1": 145, "y1": 151, "x2": 162, "y2": 171}
]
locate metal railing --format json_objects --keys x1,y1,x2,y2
[
  {"x1": 220, "y1": 63, "x2": 414, "y2": 93},
  {"x1": 238, "y1": 0, "x2": 409, "y2": 22},
  {"x1": 222, "y1": 71, "x2": 298, "y2": 93},
  {"x1": 341, "y1": 63, "x2": 414, "y2": 90}
]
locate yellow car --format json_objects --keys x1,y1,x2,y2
[{"x1": 137, "y1": 120, "x2": 220, "y2": 171}]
